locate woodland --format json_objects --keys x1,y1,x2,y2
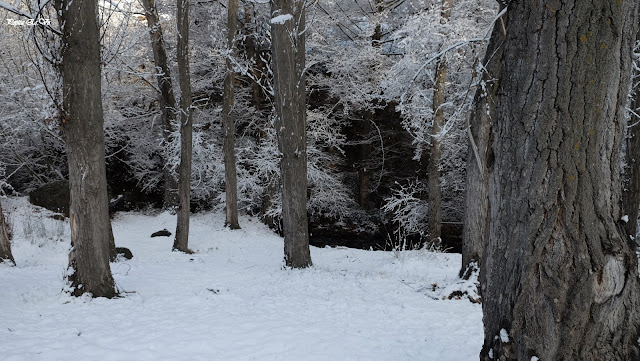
[{"x1": 1, "y1": 0, "x2": 640, "y2": 360}]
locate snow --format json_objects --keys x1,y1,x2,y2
[
  {"x1": 622, "y1": 215, "x2": 629, "y2": 223},
  {"x1": 1, "y1": 197, "x2": 483, "y2": 360},
  {"x1": 499, "y1": 328, "x2": 510, "y2": 343},
  {"x1": 270, "y1": 14, "x2": 293, "y2": 25}
]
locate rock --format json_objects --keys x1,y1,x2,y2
[
  {"x1": 115, "y1": 247, "x2": 133, "y2": 260},
  {"x1": 29, "y1": 180, "x2": 70, "y2": 216},
  {"x1": 30, "y1": 180, "x2": 114, "y2": 217},
  {"x1": 151, "y1": 229, "x2": 172, "y2": 237}
]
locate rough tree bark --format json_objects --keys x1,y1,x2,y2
[
  {"x1": 460, "y1": 5, "x2": 505, "y2": 276},
  {"x1": 622, "y1": 28, "x2": 640, "y2": 243},
  {"x1": 55, "y1": 0, "x2": 116, "y2": 297},
  {"x1": 624, "y1": 103, "x2": 640, "y2": 243},
  {"x1": 271, "y1": 0, "x2": 312, "y2": 268},
  {"x1": 428, "y1": 0, "x2": 453, "y2": 244},
  {"x1": 140, "y1": 0, "x2": 179, "y2": 210},
  {"x1": 481, "y1": 1, "x2": 640, "y2": 360},
  {"x1": 0, "y1": 199, "x2": 15, "y2": 266},
  {"x1": 172, "y1": 0, "x2": 193, "y2": 253},
  {"x1": 223, "y1": 0, "x2": 240, "y2": 230}
]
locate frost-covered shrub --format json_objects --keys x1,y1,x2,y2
[{"x1": 382, "y1": 180, "x2": 428, "y2": 239}]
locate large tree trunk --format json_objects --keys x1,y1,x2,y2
[
  {"x1": 427, "y1": 0, "x2": 453, "y2": 244},
  {"x1": 140, "y1": 0, "x2": 179, "y2": 210},
  {"x1": 223, "y1": 0, "x2": 240, "y2": 230},
  {"x1": 0, "y1": 199, "x2": 15, "y2": 266},
  {"x1": 56, "y1": 0, "x2": 116, "y2": 298},
  {"x1": 623, "y1": 30, "x2": 640, "y2": 243},
  {"x1": 460, "y1": 5, "x2": 505, "y2": 275},
  {"x1": 271, "y1": 0, "x2": 312, "y2": 268},
  {"x1": 481, "y1": 2, "x2": 640, "y2": 360},
  {"x1": 172, "y1": 0, "x2": 193, "y2": 253}
]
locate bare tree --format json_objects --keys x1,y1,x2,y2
[
  {"x1": 271, "y1": 0, "x2": 312, "y2": 268},
  {"x1": 427, "y1": 0, "x2": 453, "y2": 244},
  {"x1": 480, "y1": 2, "x2": 640, "y2": 360},
  {"x1": 140, "y1": 0, "x2": 179, "y2": 210},
  {"x1": 223, "y1": 0, "x2": 241, "y2": 229},
  {"x1": 172, "y1": 0, "x2": 193, "y2": 253},
  {"x1": 55, "y1": 0, "x2": 117, "y2": 297},
  {"x1": 460, "y1": 5, "x2": 505, "y2": 275},
  {"x1": 0, "y1": 199, "x2": 15, "y2": 266}
]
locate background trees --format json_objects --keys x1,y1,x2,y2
[
  {"x1": 479, "y1": 1, "x2": 640, "y2": 359},
  {"x1": 0, "y1": 0, "x2": 537, "y2": 257},
  {"x1": 140, "y1": 0, "x2": 180, "y2": 210}
]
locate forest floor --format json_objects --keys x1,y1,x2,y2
[{"x1": 1, "y1": 197, "x2": 482, "y2": 361}]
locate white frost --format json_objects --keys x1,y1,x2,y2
[
  {"x1": 500, "y1": 328, "x2": 510, "y2": 343},
  {"x1": 270, "y1": 14, "x2": 293, "y2": 24}
]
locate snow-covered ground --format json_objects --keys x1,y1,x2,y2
[{"x1": 1, "y1": 197, "x2": 482, "y2": 361}]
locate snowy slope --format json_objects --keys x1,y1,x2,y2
[{"x1": 0, "y1": 197, "x2": 482, "y2": 361}]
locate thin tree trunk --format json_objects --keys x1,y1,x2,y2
[
  {"x1": 244, "y1": 3, "x2": 262, "y2": 109},
  {"x1": 223, "y1": 0, "x2": 240, "y2": 230},
  {"x1": 460, "y1": 5, "x2": 505, "y2": 276},
  {"x1": 271, "y1": 0, "x2": 311, "y2": 268},
  {"x1": 56, "y1": 0, "x2": 116, "y2": 298},
  {"x1": 428, "y1": 0, "x2": 453, "y2": 246},
  {"x1": 108, "y1": 225, "x2": 117, "y2": 262},
  {"x1": 358, "y1": 114, "x2": 372, "y2": 209},
  {"x1": 140, "y1": 0, "x2": 179, "y2": 210},
  {"x1": 428, "y1": 60, "x2": 445, "y2": 244},
  {"x1": 172, "y1": 0, "x2": 193, "y2": 253},
  {"x1": 0, "y1": 199, "x2": 15, "y2": 266},
  {"x1": 357, "y1": 3, "x2": 384, "y2": 210},
  {"x1": 481, "y1": 1, "x2": 640, "y2": 360}
]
